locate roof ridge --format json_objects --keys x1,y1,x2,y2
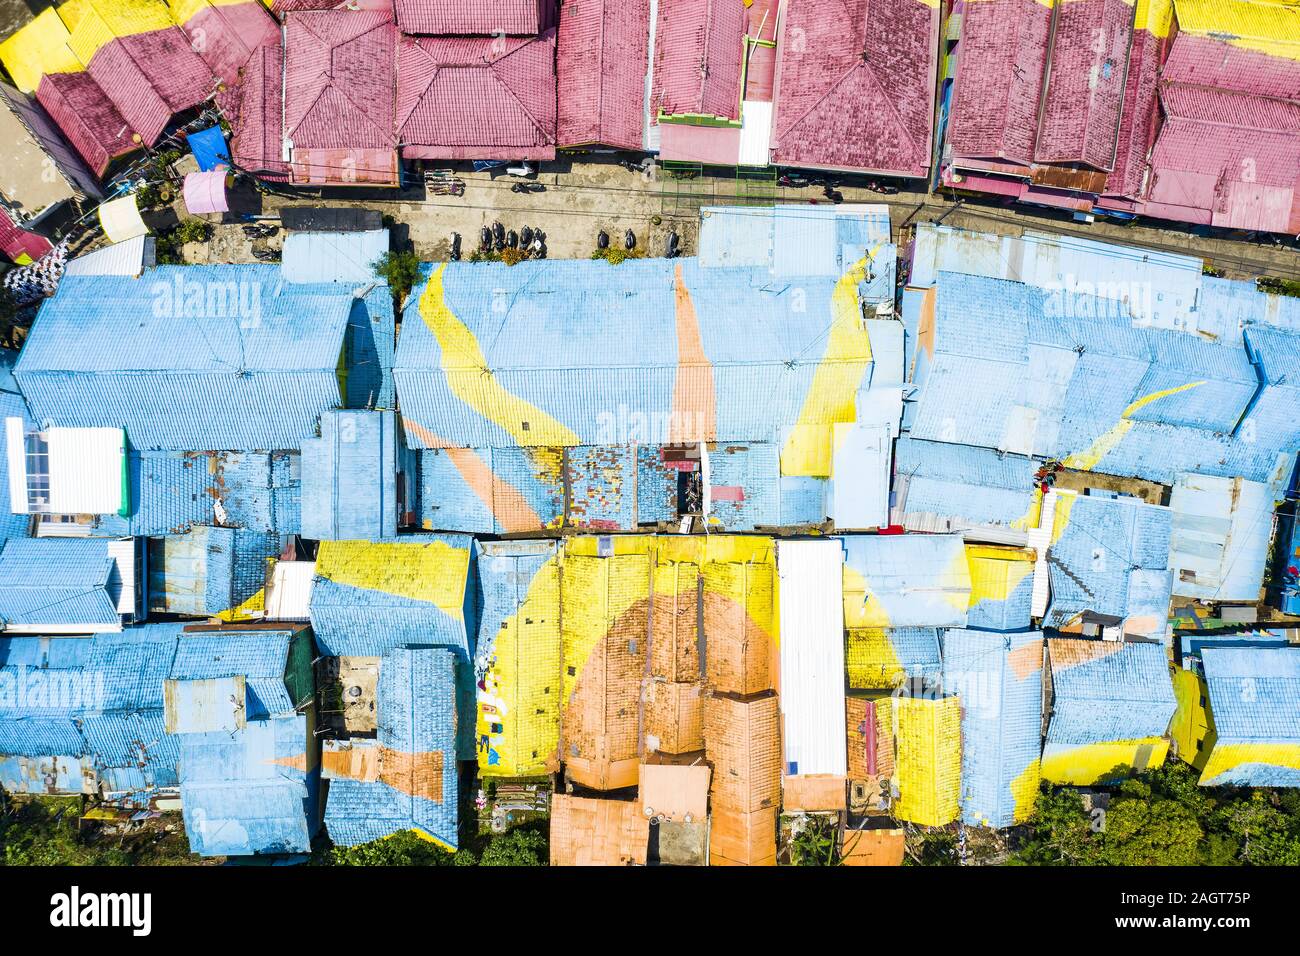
[{"x1": 490, "y1": 39, "x2": 548, "y2": 139}]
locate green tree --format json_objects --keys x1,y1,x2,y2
[
  {"x1": 372, "y1": 250, "x2": 421, "y2": 304},
  {"x1": 478, "y1": 826, "x2": 547, "y2": 866},
  {"x1": 324, "y1": 830, "x2": 472, "y2": 866}
]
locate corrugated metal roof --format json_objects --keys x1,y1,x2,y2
[
  {"x1": 85, "y1": 27, "x2": 213, "y2": 146},
  {"x1": 34, "y1": 70, "x2": 137, "y2": 176},
  {"x1": 301, "y1": 410, "x2": 398, "y2": 541},
  {"x1": 64, "y1": 235, "x2": 153, "y2": 276},
  {"x1": 394, "y1": 255, "x2": 884, "y2": 451},
  {"x1": 308, "y1": 536, "x2": 476, "y2": 658},
  {"x1": 1045, "y1": 492, "x2": 1173, "y2": 635},
  {"x1": 0, "y1": 537, "x2": 122, "y2": 630},
  {"x1": 281, "y1": 230, "x2": 389, "y2": 285},
  {"x1": 177, "y1": 713, "x2": 314, "y2": 856},
  {"x1": 323, "y1": 646, "x2": 459, "y2": 849},
  {"x1": 1047, "y1": 637, "x2": 1175, "y2": 744},
  {"x1": 1168, "y1": 473, "x2": 1273, "y2": 602},
  {"x1": 893, "y1": 437, "x2": 1037, "y2": 534},
  {"x1": 15, "y1": 267, "x2": 351, "y2": 451},
  {"x1": 776, "y1": 540, "x2": 846, "y2": 777},
  {"x1": 841, "y1": 534, "x2": 971, "y2": 629},
  {"x1": 942, "y1": 628, "x2": 1043, "y2": 828}
]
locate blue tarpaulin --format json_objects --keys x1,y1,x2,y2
[{"x1": 188, "y1": 126, "x2": 231, "y2": 172}]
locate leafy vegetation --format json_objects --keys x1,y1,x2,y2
[
  {"x1": 0, "y1": 795, "x2": 198, "y2": 866},
  {"x1": 788, "y1": 815, "x2": 840, "y2": 866},
  {"x1": 1258, "y1": 276, "x2": 1300, "y2": 299},
  {"x1": 317, "y1": 821, "x2": 548, "y2": 867},
  {"x1": 1009, "y1": 762, "x2": 1300, "y2": 866},
  {"x1": 591, "y1": 246, "x2": 646, "y2": 266},
  {"x1": 155, "y1": 218, "x2": 214, "y2": 265},
  {"x1": 372, "y1": 249, "x2": 421, "y2": 304}
]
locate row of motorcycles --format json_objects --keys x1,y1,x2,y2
[
  {"x1": 777, "y1": 172, "x2": 899, "y2": 203},
  {"x1": 597, "y1": 228, "x2": 681, "y2": 258},
  {"x1": 449, "y1": 221, "x2": 548, "y2": 260}
]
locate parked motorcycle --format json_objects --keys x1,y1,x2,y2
[
  {"x1": 511, "y1": 181, "x2": 546, "y2": 193},
  {"x1": 597, "y1": 230, "x2": 610, "y2": 250},
  {"x1": 450, "y1": 233, "x2": 461, "y2": 261},
  {"x1": 666, "y1": 231, "x2": 681, "y2": 259},
  {"x1": 624, "y1": 229, "x2": 636, "y2": 250}
]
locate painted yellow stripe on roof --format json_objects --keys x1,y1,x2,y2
[
  {"x1": 1063, "y1": 381, "x2": 1206, "y2": 471},
  {"x1": 64, "y1": 0, "x2": 176, "y2": 67},
  {"x1": 315, "y1": 540, "x2": 469, "y2": 618},
  {"x1": 478, "y1": 553, "x2": 561, "y2": 778},
  {"x1": 1010, "y1": 757, "x2": 1041, "y2": 824},
  {"x1": 1041, "y1": 738, "x2": 1170, "y2": 785},
  {"x1": 418, "y1": 264, "x2": 580, "y2": 447},
  {"x1": 0, "y1": 8, "x2": 83, "y2": 93},
  {"x1": 967, "y1": 544, "x2": 1035, "y2": 605},
  {"x1": 166, "y1": 0, "x2": 251, "y2": 27},
  {"x1": 1135, "y1": 0, "x2": 1175, "y2": 36},
  {"x1": 1173, "y1": 0, "x2": 1300, "y2": 61},
  {"x1": 780, "y1": 251, "x2": 878, "y2": 477},
  {"x1": 893, "y1": 696, "x2": 962, "y2": 827},
  {"x1": 846, "y1": 628, "x2": 905, "y2": 688},
  {"x1": 217, "y1": 586, "x2": 265, "y2": 622},
  {"x1": 1201, "y1": 742, "x2": 1300, "y2": 784},
  {"x1": 843, "y1": 564, "x2": 890, "y2": 629},
  {"x1": 1170, "y1": 667, "x2": 1212, "y2": 772}
]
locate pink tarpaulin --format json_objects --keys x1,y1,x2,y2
[{"x1": 183, "y1": 171, "x2": 230, "y2": 214}]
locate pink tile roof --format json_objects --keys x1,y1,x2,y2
[
  {"x1": 1033, "y1": 0, "x2": 1133, "y2": 170},
  {"x1": 0, "y1": 214, "x2": 53, "y2": 264},
  {"x1": 1103, "y1": 24, "x2": 1166, "y2": 199},
  {"x1": 651, "y1": 0, "x2": 744, "y2": 120},
  {"x1": 229, "y1": 41, "x2": 290, "y2": 180},
  {"x1": 1162, "y1": 31, "x2": 1300, "y2": 102},
  {"x1": 771, "y1": 0, "x2": 940, "y2": 178},
  {"x1": 86, "y1": 28, "x2": 216, "y2": 145},
  {"x1": 35, "y1": 72, "x2": 137, "y2": 176},
  {"x1": 182, "y1": 1, "x2": 281, "y2": 87},
  {"x1": 1147, "y1": 82, "x2": 1300, "y2": 232},
  {"x1": 394, "y1": 0, "x2": 550, "y2": 35},
  {"x1": 396, "y1": 31, "x2": 557, "y2": 160},
  {"x1": 284, "y1": 11, "x2": 397, "y2": 152},
  {"x1": 946, "y1": 0, "x2": 1050, "y2": 165},
  {"x1": 556, "y1": 0, "x2": 649, "y2": 150}
]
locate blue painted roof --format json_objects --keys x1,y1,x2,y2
[
  {"x1": 1202, "y1": 647, "x2": 1300, "y2": 744},
  {"x1": 302, "y1": 410, "x2": 398, "y2": 541},
  {"x1": 1047, "y1": 639, "x2": 1175, "y2": 745},
  {"x1": 903, "y1": 270, "x2": 1300, "y2": 487},
  {"x1": 178, "y1": 714, "x2": 315, "y2": 857},
  {"x1": 281, "y1": 230, "x2": 389, "y2": 285},
  {"x1": 1046, "y1": 494, "x2": 1173, "y2": 631},
  {"x1": 942, "y1": 629, "x2": 1043, "y2": 828},
  {"x1": 841, "y1": 534, "x2": 970, "y2": 628},
  {"x1": 697, "y1": 205, "x2": 892, "y2": 276},
  {"x1": 170, "y1": 628, "x2": 295, "y2": 722},
  {"x1": 324, "y1": 646, "x2": 459, "y2": 849},
  {"x1": 15, "y1": 267, "x2": 352, "y2": 450},
  {"x1": 148, "y1": 526, "x2": 280, "y2": 616},
  {"x1": 418, "y1": 446, "x2": 565, "y2": 535},
  {"x1": 0, "y1": 538, "x2": 120, "y2": 629},
  {"x1": 0, "y1": 626, "x2": 183, "y2": 794},
  {"x1": 0, "y1": 391, "x2": 32, "y2": 545},
  {"x1": 394, "y1": 258, "x2": 869, "y2": 449},
  {"x1": 894, "y1": 437, "x2": 1036, "y2": 529},
  {"x1": 345, "y1": 285, "x2": 396, "y2": 410}
]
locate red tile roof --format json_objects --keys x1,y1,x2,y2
[
  {"x1": 772, "y1": 0, "x2": 940, "y2": 178},
  {"x1": 229, "y1": 41, "x2": 290, "y2": 180},
  {"x1": 284, "y1": 11, "x2": 397, "y2": 153},
  {"x1": 1146, "y1": 82, "x2": 1300, "y2": 233},
  {"x1": 1162, "y1": 31, "x2": 1300, "y2": 102},
  {"x1": 556, "y1": 0, "x2": 649, "y2": 150},
  {"x1": 652, "y1": 0, "x2": 744, "y2": 120},
  {"x1": 0, "y1": 214, "x2": 53, "y2": 264},
  {"x1": 35, "y1": 71, "x2": 137, "y2": 176},
  {"x1": 86, "y1": 28, "x2": 216, "y2": 145},
  {"x1": 396, "y1": 31, "x2": 557, "y2": 160},
  {"x1": 946, "y1": 0, "x2": 1050, "y2": 165},
  {"x1": 182, "y1": 1, "x2": 281, "y2": 87},
  {"x1": 394, "y1": 0, "x2": 550, "y2": 35},
  {"x1": 1033, "y1": 0, "x2": 1133, "y2": 170},
  {"x1": 1103, "y1": 24, "x2": 1165, "y2": 199}
]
